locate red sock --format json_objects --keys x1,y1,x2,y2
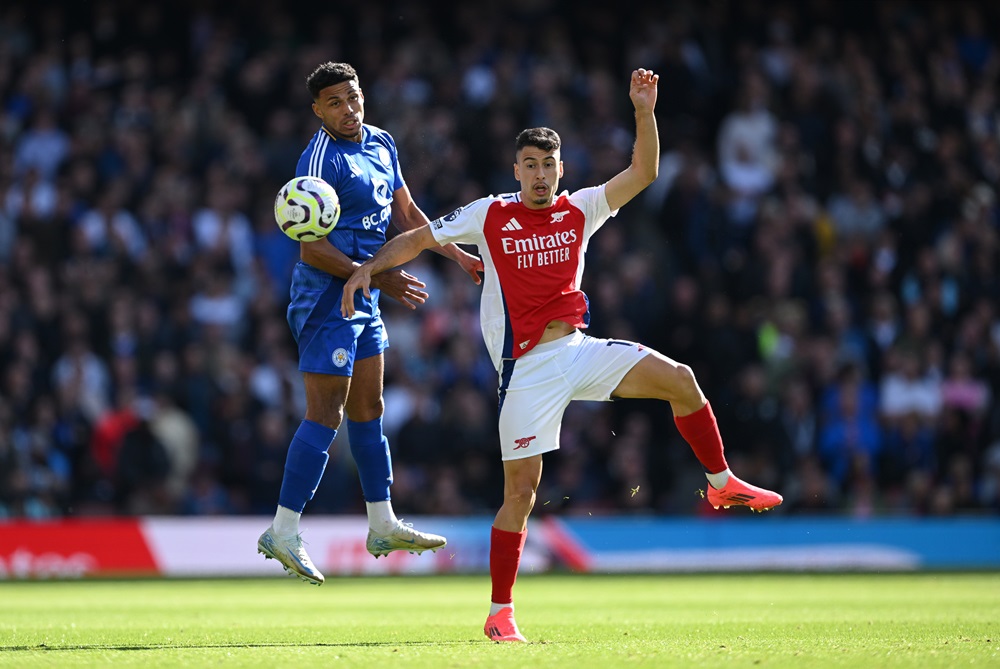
[
  {"x1": 674, "y1": 401, "x2": 728, "y2": 474},
  {"x1": 490, "y1": 526, "x2": 527, "y2": 604}
]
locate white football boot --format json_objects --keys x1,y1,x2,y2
[
  {"x1": 257, "y1": 526, "x2": 325, "y2": 585},
  {"x1": 366, "y1": 521, "x2": 447, "y2": 558}
]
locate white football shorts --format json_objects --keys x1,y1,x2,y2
[{"x1": 497, "y1": 329, "x2": 651, "y2": 461}]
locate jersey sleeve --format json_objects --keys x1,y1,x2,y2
[
  {"x1": 570, "y1": 184, "x2": 618, "y2": 239},
  {"x1": 428, "y1": 197, "x2": 493, "y2": 247}
]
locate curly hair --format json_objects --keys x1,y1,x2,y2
[{"x1": 306, "y1": 62, "x2": 359, "y2": 100}]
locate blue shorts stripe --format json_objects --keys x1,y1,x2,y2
[{"x1": 497, "y1": 358, "x2": 517, "y2": 416}]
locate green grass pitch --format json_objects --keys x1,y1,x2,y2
[{"x1": 0, "y1": 573, "x2": 997, "y2": 668}]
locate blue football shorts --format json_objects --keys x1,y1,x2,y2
[{"x1": 286, "y1": 261, "x2": 388, "y2": 376}]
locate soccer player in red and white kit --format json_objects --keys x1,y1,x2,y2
[{"x1": 341, "y1": 69, "x2": 782, "y2": 642}]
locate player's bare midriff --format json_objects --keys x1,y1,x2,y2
[{"x1": 537, "y1": 320, "x2": 577, "y2": 345}]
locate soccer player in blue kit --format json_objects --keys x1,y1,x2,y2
[{"x1": 258, "y1": 62, "x2": 483, "y2": 585}]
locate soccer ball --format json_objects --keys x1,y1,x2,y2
[{"x1": 274, "y1": 176, "x2": 341, "y2": 241}]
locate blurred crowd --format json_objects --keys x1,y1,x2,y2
[{"x1": 1, "y1": 0, "x2": 998, "y2": 520}]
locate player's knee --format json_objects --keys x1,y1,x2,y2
[
  {"x1": 669, "y1": 363, "x2": 700, "y2": 402},
  {"x1": 347, "y1": 397, "x2": 384, "y2": 422},
  {"x1": 504, "y1": 479, "x2": 538, "y2": 513},
  {"x1": 306, "y1": 405, "x2": 344, "y2": 430}
]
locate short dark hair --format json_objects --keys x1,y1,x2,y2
[
  {"x1": 515, "y1": 127, "x2": 561, "y2": 155},
  {"x1": 306, "y1": 62, "x2": 359, "y2": 100}
]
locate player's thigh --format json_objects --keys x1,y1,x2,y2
[
  {"x1": 303, "y1": 371, "x2": 351, "y2": 427},
  {"x1": 611, "y1": 348, "x2": 700, "y2": 402},
  {"x1": 345, "y1": 353, "x2": 384, "y2": 422},
  {"x1": 561, "y1": 335, "x2": 651, "y2": 402}
]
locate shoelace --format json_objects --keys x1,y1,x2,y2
[
  {"x1": 292, "y1": 534, "x2": 313, "y2": 555},
  {"x1": 393, "y1": 520, "x2": 430, "y2": 539}
]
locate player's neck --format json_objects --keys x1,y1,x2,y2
[{"x1": 323, "y1": 123, "x2": 363, "y2": 143}]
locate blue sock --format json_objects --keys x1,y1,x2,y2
[
  {"x1": 278, "y1": 420, "x2": 336, "y2": 513},
  {"x1": 348, "y1": 417, "x2": 392, "y2": 502}
]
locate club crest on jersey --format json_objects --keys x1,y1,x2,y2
[
  {"x1": 549, "y1": 210, "x2": 569, "y2": 223},
  {"x1": 513, "y1": 435, "x2": 537, "y2": 450},
  {"x1": 332, "y1": 348, "x2": 349, "y2": 368}
]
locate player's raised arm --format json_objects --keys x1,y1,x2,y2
[
  {"x1": 604, "y1": 69, "x2": 660, "y2": 212},
  {"x1": 391, "y1": 184, "x2": 483, "y2": 284},
  {"x1": 341, "y1": 225, "x2": 440, "y2": 318}
]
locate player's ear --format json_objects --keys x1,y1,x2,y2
[
  {"x1": 311, "y1": 102, "x2": 322, "y2": 119},
  {"x1": 558, "y1": 161, "x2": 564, "y2": 178},
  {"x1": 513, "y1": 162, "x2": 520, "y2": 181}
]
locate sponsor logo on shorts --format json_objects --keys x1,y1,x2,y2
[
  {"x1": 513, "y1": 435, "x2": 536, "y2": 450},
  {"x1": 332, "y1": 348, "x2": 349, "y2": 367}
]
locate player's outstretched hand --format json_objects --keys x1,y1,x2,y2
[
  {"x1": 375, "y1": 269, "x2": 428, "y2": 309},
  {"x1": 456, "y1": 249, "x2": 484, "y2": 285},
  {"x1": 342, "y1": 267, "x2": 428, "y2": 318},
  {"x1": 629, "y1": 68, "x2": 658, "y2": 113}
]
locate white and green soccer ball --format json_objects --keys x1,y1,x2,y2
[{"x1": 274, "y1": 176, "x2": 341, "y2": 241}]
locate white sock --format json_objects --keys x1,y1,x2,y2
[
  {"x1": 367, "y1": 500, "x2": 399, "y2": 535},
  {"x1": 706, "y1": 468, "x2": 732, "y2": 489},
  {"x1": 272, "y1": 505, "x2": 301, "y2": 537},
  {"x1": 490, "y1": 602, "x2": 513, "y2": 616}
]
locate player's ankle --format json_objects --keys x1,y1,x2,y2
[
  {"x1": 366, "y1": 500, "x2": 399, "y2": 534},
  {"x1": 489, "y1": 602, "x2": 514, "y2": 616},
  {"x1": 705, "y1": 468, "x2": 731, "y2": 490},
  {"x1": 272, "y1": 505, "x2": 301, "y2": 537}
]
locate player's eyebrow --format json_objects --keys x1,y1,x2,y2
[
  {"x1": 521, "y1": 152, "x2": 556, "y2": 163},
  {"x1": 323, "y1": 87, "x2": 360, "y2": 103}
]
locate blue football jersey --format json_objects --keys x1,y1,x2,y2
[{"x1": 295, "y1": 124, "x2": 405, "y2": 261}]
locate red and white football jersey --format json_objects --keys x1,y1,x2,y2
[{"x1": 430, "y1": 185, "x2": 617, "y2": 369}]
